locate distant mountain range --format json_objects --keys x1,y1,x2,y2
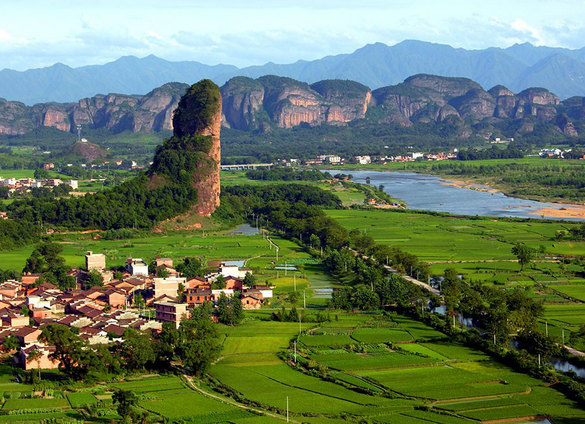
[
  {"x1": 3, "y1": 40, "x2": 585, "y2": 105},
  {"x1": 2, "y1": 74, "x2": 584, "y2": 142}
]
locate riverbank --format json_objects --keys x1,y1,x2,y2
[
  {"x1": 530, "y1": 205, "x2": 585, "y2": 219},
  {"x1": 319, "y1": 161, "x2": 585, "y2": 205}
]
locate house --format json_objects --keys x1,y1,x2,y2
[
  {"x1": 21, "y1": 274, "x2": 41, "y2": 285},
  {"x1": 126, "y1": 258, "x2": 149, "y2": 276},
  {"x1": 186, "y1": 288, "x2": 212, "y2": 306},
  {"x1": 0, "y1": 280, "x2": 22, "y2": 298},
  {"x1": 0, "y1": 312, "x2": 29, "y2": 328},
  {"x1": 155, "y1": 257, "x2": 173, "y2": 268},
  {"x1": 18, "y1": 344, "x2": 59, "y2": 370},
  {"x1": 185, "y1": 276, "x2": 209, "y2": 290},
  {"x1": 85, "y1": 251, "x2": 106, "y2": 271},
  {"x1": 250, "y1": 285, "x2": 274, "y2": 299},
  {"x1": 153, "y1": 277, "x2": 185, "y2": 299},
  {"x1": 31, "y1": 308, "x2": 52, "y2": 319},
  {"x1": 224, "y1": 277, "x2": 243, "y2": 291},
  {"x1": 104, "y1": 288, "x2": 126, "y2": 308},
  {"x1": 218, "y1": 264, "x2": 252, "y2": 280},
  {"x1": 154, "y1": 301, "x2": 188, "y2": 328},
  {"x1": 13, "y1": 326, "x2": 42, "y2": 345},
  {"x1": 241, "y1": 293, "x2": 263, "y2": 310}
]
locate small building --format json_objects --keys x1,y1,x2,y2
[
  {"x1": 153, "y1": 277, "x2": 185, "y2": 299},
  {"x1": 241, "y1": 293, "x2": 263, "y2": 310},
  {"x1": 186, "y1": 289, "x2": 212, "y2": 306},
  {"x1": 67, "y1": 180, "x2": 78, "y2": 190},
  {"x1": 155, "y1": 257, "x2": 173, "y2": 268},
  {"x1": 154, "y1": 301, "x2": 188, "y2": 328},
  {"x1": 18, "y1": 344, "x2": 59, "y2": 370},
  {"x1": 85, "y1": 251, "x2": 106, "y2": 271},
  {"x1": 126, "y1": 258, "x2": 149, "y2": 277},
  {"x1": 250, "y1": 285, "x2": 274, "y2": 299},
  {"x1": 13, "y1": 326, "x2": 42, "y2": 345}
]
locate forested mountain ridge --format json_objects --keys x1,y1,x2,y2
[
  {"x1": 2, "y1": 74, "x2": 585, "y2": 142},
  {"x1": 4, "y1": 40, "x2": 585, "y2": 105}
]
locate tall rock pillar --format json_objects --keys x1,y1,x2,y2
[{"x1": 149, "y1": 79, "x2": 222, "y2": 216}]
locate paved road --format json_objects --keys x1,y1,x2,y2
[{"x1": 384, "y1": 265, "x2": 442, "y2": 296}]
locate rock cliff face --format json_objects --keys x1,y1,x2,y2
[
  {"x1": 1, "y1": 74, "x2": 585, "y2": 139},
  {"x1": 149, "y1": 80, "x2": 221, "y2": 217},
  {"x1": 0, "y1": 82, "x2": 188, "y2": 136},
  {"x1": 220, "y1": 76, "x2": 372, "y2": 130}
]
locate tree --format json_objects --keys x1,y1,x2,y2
[
  {"x1": 20, "y1": 305, "x2": 30, "y2": 317},
  {"x1": 176, "y1": 257, "x2": 205, "y2": 279},
  {"x1": 512, "y1": 243, "x2": 534, "y2": 271},
  {"x1": 214, "y1": 274, "x2": 226, "y2": 289},
  {"x1": 217, "y1": 292, "x2": 229, "y2": 323},
  {"x1": 39, "y1": 324, "x2": 97, "y2": 380},
  {"x1": 85, "y1": 270, "x2": 104, "y2": 289},
  {"x1": 156, "y1": 265, "x2": 169, "y2": 278},
  {"x1": 243, "y1": 272, "x2": 255, "y2": 286},
  {"x1": 3, "y1": 335, "x2": 18, "y2": 352},
  {"x1": 26, "y1": 348, "x2": 43, "y2": 382},
  {"x1": 133, "y1": 292, "x2": 145, "y2": 309},
  {"x1": 229, "y1": 294, "x2": 245, "y2": 325},
  {"x1": 34, "y1": 168, "x2": 51, "y2": 180},
  {"x1": 176, "y1": 319, "x2": 221, "y2": 376},
  {"x1": 114, "y1": 271, "x2": 124, "y2": 280},
  {"x1": 117, "y1": 329, "x2": 156, "y2": 370},
  {"x1": 112, "y1": 389, "x2": 138, "y2": 423}
]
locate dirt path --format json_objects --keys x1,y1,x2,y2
[
  {"x1": 183, "y1": 374, "x2": 302, "y2": 423},
  {"x1": 564, "y1": 345, "x2": 585, "y2": 357}
]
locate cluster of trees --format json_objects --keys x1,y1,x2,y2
[
  {"x1": 0, "y1": 219, "x2": 36, "y2": 251},
  {"x1": 426, "y1": 161, "x2": 585, "y2": 201},
  {"x1": 216, "y1": 292, "x2": 244, "y2": 325},
  {"x1": 7, "y1": 174, "x2": 198, "y2": 230},
  {"x1": 457, "y1": 146, "x2": 524, "y2": 161},
  {"x1": 38, "y1": 309, "x2": 221, "y2": 381},
  {"x1": 246, "y1": 167, "x2": 329, "y2": 181},
  {"x1": 439, "y1": 267, "x2": 544, "y2": 343},
  {"x1": 23, "y1": 242, "x2": 76, "y2": 290}
]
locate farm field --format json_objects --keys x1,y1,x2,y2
[
  {"x1": 208, "y1": 309, "x2": 585, "y2": 423},
  {"x1": 327, "y1": 208, "x2": 585, "y2": 340}
]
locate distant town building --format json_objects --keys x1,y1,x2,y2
[
  {"x1": 85, "y1": 251, "x2": 106, "y2": 271},
  {"x1": 154, "y1": 301, "x2": 188, "y2": 328},
  {"x1": 126, "y1": 258, "x2": 149, "y2": 277}
]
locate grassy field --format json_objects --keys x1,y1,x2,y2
[
  {"x1": 327, "y1": 208, "x2": 585, "y2": 340},
  {"x1": 208, "y1": 309, "x2": 585, "y2": 423}
]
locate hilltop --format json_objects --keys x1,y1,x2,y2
[{"x1": 2, "y1": 74, "x2": 584, "y2": 144}]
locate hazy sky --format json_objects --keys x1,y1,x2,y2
[{"x1": 1, "y1": 0, "x2": 584, "y2": 71}]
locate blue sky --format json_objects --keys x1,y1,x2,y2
[{"x1": 1, "y1": 0, "x2": 584, "y2": 71}]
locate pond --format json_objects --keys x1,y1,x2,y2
[{"x1": 228, "y1": 223, "x2": 260, "y2": 235}]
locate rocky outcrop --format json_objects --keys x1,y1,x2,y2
[
  {"x1": 221, "y1": 77, "x2": 264, "y2": 130},
  {"x1": 1, "y1": 74, "x2": 584, "y2": 138},
  {"x1": 0, "y1": 83, "x2": 188, "y2": 136},
  {"x1": 149, "y1": 80, "x2": 221, "y2": 217},
  {"x1": 220, "y1": 76, "x2": 372, "y2": 130}
]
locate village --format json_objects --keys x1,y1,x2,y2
[{"x1": 0, "y1": 251, "x2": 272, "y2": 372}]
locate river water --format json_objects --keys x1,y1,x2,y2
[{"x1": 341, "y1": 170, "x2": 583, "y2": 220}]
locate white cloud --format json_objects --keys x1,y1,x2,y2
[{"x1": 510, "y1": 18, "x2": 545, "y2": 45}]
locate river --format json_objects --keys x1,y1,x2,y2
[{"x1": 340, "y1": 170, "x2": 584, "y2": 220}]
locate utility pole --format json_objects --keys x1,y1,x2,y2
[
  {"x1": 286, "y1": 397, "x2": 289, "y2": 422},
  {"x1": 303, "y1": 290, "x2": 306, "y2": 309},
  {"x1": 293, "y1": 341, "x2": 297, "y2": 364},
  {"x1": 562, "y1": 329, "x2": 565, "y2": 344}
]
